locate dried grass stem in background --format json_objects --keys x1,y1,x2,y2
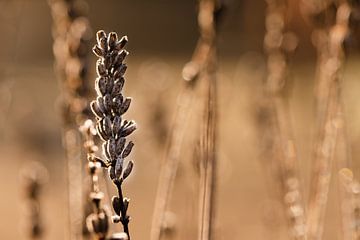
[
  {"x1": 306, "y1": 2, "x2": 351, "y2": 240},
  {"x1": 263, "y1": 0, "x2": 306, "y2": 239},
  {"x1": 48, "y1": 0, "x2": 92, "y2": 239}
]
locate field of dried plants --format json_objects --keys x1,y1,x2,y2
[{"x1": 2, "y1": 0, "x2": 360, "y2": 240}]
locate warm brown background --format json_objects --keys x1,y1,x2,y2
[{"x1": 1, "y1": 0, "x2": 360, "y2": 239}]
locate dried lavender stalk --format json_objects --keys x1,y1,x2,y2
[
  {"x1": 20, "y1": 162, "x2": 48, "y2": 240},
  {"x1": 80, "y1": 120, "x2": 110, "y2": 240},
  {"x1": 48, "y1": 1, "x2": 92, "y2": 239},
  {"x1": 263, "y1": 0, "x2": 306, "y2": 239},
  {"x1": 305, "y1": 2, "x2": 351, "y2": 240},
  {"x1": 90, "y1": 30, "x2": 136, "y2": 240}
]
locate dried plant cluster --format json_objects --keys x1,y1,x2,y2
[
  {"x1": 23, "y1": 1, "x2": 360, "y2": 240},
  {"x1": 48, "y1": 1, "x2": 93, "y2": 239},
  {"x1": 89, "y1": 30, "x2": 136, "y2": 240}
]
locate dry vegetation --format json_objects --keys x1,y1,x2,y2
[{"x1": 2, "y1": 0, "x2": 360, "y2": 239}]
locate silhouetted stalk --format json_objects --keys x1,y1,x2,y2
[{"x1": 263, "y1": 0, "x2": 306, "y2": 239}]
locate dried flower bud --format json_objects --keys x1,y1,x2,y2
[
  {"x1": 115, "y1": 36, "x2": 128, "y2": 51},
  {"x1": 103, "y1": 94, "x2": 113, "y2": 113},
  {"x1": 113, "y1": 116, "x2": 122, "y2": 134},
  {"x1": 96, "y1": 122, "x2": 110, "y2": 141},
  {"x1": 96, "y1": 77, "x2": 107, "y2": 96},
  {"x1": 120, "y1": 121, "x2": 137, "y2": 137},
  {"x1": 123, "y1": 198, "x2": 130, "y2": 212},
  {"x1": 96, "y1": 30, "x2": 106, "y2": 44},
  {"x1": 112, "y1": 78, "x2": 125, "y2": 95},
  {"x1": 107, "y1": 139, "x2": 117, "y2": 160},
  {"x1": 115, "y1": 50, "x2": 129, "y2": 66},
  {"x1": 115, "y1": 157, "x2": 124, "y2": 179},
  {"x1": 113, "y1": 95, "x2": 124, "y2": 112},
  {"x1": 93, "y1": 45, "x2": 104, "y2": 57},
  {"x1": 96, "y1": 60, "x2": 107, "y2": 76},
  {"x1": 122, "y1": 161, "x2": 133, "y2": 180},
  {"x1": 112, "y1": 196, "x2": 121, "y2": 215},
  {"x1": 119, "y1": 98, "x2": 131, "y2": 115},
  {"x1": 103, "y1": 142, "x2": 112, "y2": 160},
  {"x1": 122, "y1": 141, "x2": 134, "y2": 158},
  {"x1": 116, "y1": 138, "x2": 126, "y2": 155},
  {"x1": 90, "y1": 100, "x2": 104, "y2": 118},
  {"x1": 96, "y1": 96, "x2": 107, "y2": 114},
  {"x1": 108, "y1": 32, "x2": 118, "y2": 49},
  {"x1": 102, "y1": 117, "x2": 112, "y2": 137}
]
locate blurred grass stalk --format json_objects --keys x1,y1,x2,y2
[
  {"x1": 48, "y1": 0, "x2": 92, "y2": 239},
  {"x1": 150, "y1": 1, "x2": 221, "y2": 239},
  {"x1": 263, "y1": 0, "x2": 307, "y2": 239},
  {"x1": 306, "y1": 1, "x2": 351, "y2": 240}
]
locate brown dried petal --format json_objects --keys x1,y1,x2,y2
[
  {"x1": 122, "y1": 160, "x2": 133, "y2": 180},
  {"x1": 115, "y1": 50, "x2": 129, "y2": 66},
  {"x1": 90, "y1": 100, "x2": 103, "y2": 118},
  {"x1": 96, "y1": 30, "x2": 106, "y2": 45},
  {"x1": 93, "y1": 45, "x2": 104, "y2": 58},
  {"x1": 108, "y1": 32, "x2": 118, "y2": 49},
  {"x1": 115, "y1": 36, "x2": 128, "y2": 50},
  {"x1": 122, "y1": 141, "x2": 134, "y2": 158},
  {"x1": 100, "y1": 37, "x2": 108, "y2": 50},
  {"x1": 120, "y1": 121, "x2": 137, "y2": 137},
  {"x1": 119, "y1": 98, "x2": 131, "y2": 115},
  {"x1": 112, "y1": 196, "x2": 121, "y2": 215}
]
